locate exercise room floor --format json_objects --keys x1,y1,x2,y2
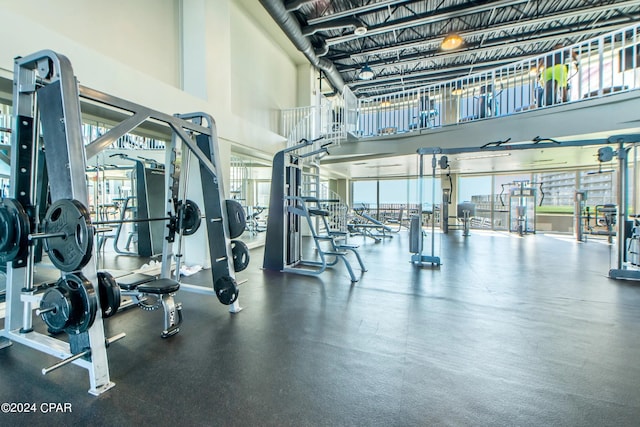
[{"x1": 1, "y1": 229, "x2": 640, "y2": 426}]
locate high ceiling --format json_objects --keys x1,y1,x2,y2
[{"x1": 262, "y1": 0, "x2": 640, "y2": 98}]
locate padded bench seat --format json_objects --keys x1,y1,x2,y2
[
  {"x1": 116, "y1": 273, "x2": 155, "y2": 290},
  {"x1": 337, "y1": 243, "x2": 359, "y2": 249},
  {"x1": 308, "y1": 208, "x2": 330, "y2": 216},
  {"x1": 323, "y1": 250, "x2": 348, "y2": 256},
  {"x1": 137, "y1": 278, "x2": 180, "y2": 295}
]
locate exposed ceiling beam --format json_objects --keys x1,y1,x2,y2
[
  {"x1": 326, "y1": 0, "x2": 640, "y2": 47},
  {"x1": 347, "y1": 58, "x2": 517, "y2": 89},
  {"x1": 337, "y1": 20, "x2": 635, "y2": 75},
  {"x1": 325, "y1": 0, "x2": 531, "y2": 46},
  {"x1": 307, "y1": 0, "x2": 414, "y2": 25}
]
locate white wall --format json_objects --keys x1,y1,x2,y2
[
  {"x1": 0, "y1": 0, "x2": 180, "y2": 87},
  {"x1": 230, "y1": 1, "x2": 298, "y2": 132}
]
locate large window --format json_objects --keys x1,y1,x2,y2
[
  {"x1": 579, "y1": 169, "x2": 616, "y2": 208},
  {"x1": 458, "y1": 176, "x2": 492, "y2": 228},
  {"x1": 379, "y1": 179, "x2": 412, "y2": 204},
  {"x1": 352, "y1": 180, "x2": 377, "y2": 207},
  {"x1": 534, "y1": 171, "x2": 576, "y2": 213}
]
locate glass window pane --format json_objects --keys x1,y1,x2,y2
[
  {"x1": 534, "y1": 171, "x2": 576, "y2": 213},
  {"x1": 458, "y1": 176, "x2": 492, "y2": 228},
  {"x1": 352, "y1": 180, "x2": 377, "y2": 208},
  {"x1": 579, "y1": 169, "x2": 616, "y2": 207},
  {"x1": 494, "y1": 174, "x2": 531, "y2": 231}
]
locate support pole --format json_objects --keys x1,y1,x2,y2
[
  {"x1": 616, "y1": 141, "x2": 628, "y2": 270},
  {"x1": 412, "y1": 148, "x2": 441, "y2": 267}
]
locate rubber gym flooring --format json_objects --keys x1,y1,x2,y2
[{"x1": 1, "y1": 229, "x2": 640, "y2": 426}]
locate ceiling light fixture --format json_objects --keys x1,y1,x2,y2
[
  {"x1": 358, "y1": 64, "x2": 374, "y2": 80},
  {"x1": 441, "y1": 33, "x2": 464, "y2": 51},
  {"x1": 354, "y1": 25, "x2": 367, "y2": 36}
]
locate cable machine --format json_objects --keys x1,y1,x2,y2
[
  {"x1": 500, "y1": 180, "x2": 544, "y2": 236},
  {"x1": 410, "y1": 147, "x2": 444, "y2": 267},
  {"x1": 263, "y1": 138, "x2": 365, "y2": 281},
  {"x1": 599, "y1": 136, "x2": 640, "y2": 280}
]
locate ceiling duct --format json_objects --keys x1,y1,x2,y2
[
  {"x1": 260, "y1": 0, "x2": 346, "y2": 93},
  {"x1": 284, "y1": 0, "x2": 315, "y2": 12},
  {"x1": 314, "y1": 42, "x2": 329, "y2": 57},
  {"x1": 302, "y1": 17, "x2": 368, "y2": 37}
]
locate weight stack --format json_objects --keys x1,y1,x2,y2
[{"x1": 409, "y1": 215, "x2": 423, "y2": 254}]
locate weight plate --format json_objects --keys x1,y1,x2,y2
[
  {"x1": 58, "y1": 273, "x2": 98, "y2": 335},
  {"x1": 230, "y1": 240, "x2": 250, "y2": 272},
  {"x1": 0, "y1": 270, "x2": 6, "y2": 294},
  {"x1": 40, "y1": 286, "x2": 73, "y2": 334},
  {"x1": 0, "y1": 207, "x2": 15, "y2": 252},
  {"x1": 97, "y1": 271, "x2": 121, "y2": 318},
  {"x1": 0, "y1": 198, "x2": 30, "y2": 264},
  {"x1": 43, "y1": 199, "x2": 94, "y2": 272},
  {"x1": 226, "y1": 199, "x2": 246, "y2": 239},
  {"x1": 181, "y1": 199, "x2": 202, "y2": 236},
  {"x1": 214, "y1": 275, "x2": 239, "y2": 305}
]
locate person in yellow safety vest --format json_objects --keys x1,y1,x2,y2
[{"x1": 541, "y1": 44, "x2": 579, "y2": 105}]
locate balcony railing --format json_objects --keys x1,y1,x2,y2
[{"x1": 356, "y1": 22, "x2": 640, "y2": 137}]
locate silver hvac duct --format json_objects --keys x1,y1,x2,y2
[
  {"x1": 284, "y1": 0, "x2": 314, "y2": 12},
  {"x1": 302, "y1": 17, "x2": 367, "y2": 37},
  {"x1": 260, "y1": 0, "x2": 346, "y2": 92}
]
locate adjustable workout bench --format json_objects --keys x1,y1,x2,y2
[
  {"x1": 348, "y1": 204, "x2": 394, "y2": 243},
  {"x1": 101, "y1": 272, "x2": 182, "y2": 338}
]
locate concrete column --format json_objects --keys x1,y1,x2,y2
[
  {"x1": 179, "y1": 0, "x2": 232, "y2": 267},
  {"x1": 329, "y1": 178, "x2": 349, "y2": 203},
  {"x1": 297, "y1": 63, "x2": 316, "y2": 107},
  {"x1": 180, "y1": 0, "x2": 208, "y2": 100}
]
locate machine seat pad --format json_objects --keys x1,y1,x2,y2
[
  {"x1": 308, "y1": 209, "x2": 330, "y2": 216},
  {"x1": 137, "y1": 278, "x2": 180, "y2": 294},
  {"x1": 324, "y1": 250, "x2": 348, "y2": 256},
  {"x1": 117, "y1": 273, "x2": 155, "y2": 290},
  {"x1": 337, "y1": 244, "x2": 359, "y2": 249}
]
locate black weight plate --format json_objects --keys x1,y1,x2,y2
[
  {"x1": 0, "y1": 207, "x2": 15, "y2": 252},
  {"x1": 59, "y1": 273, "x2": 98, "y2": 334},
  {"x1": 40, "y1": 286, "x2": 72, "y2": 334},
  {"x1": 181, "y1": 199, "x2": 202, "y2": 236},
  {"x1": 214, "y1": 275, "x2": 239, "y2": 305},
  {"x1": 43, "y1": 199, "x2": 94, "y2": 272},
  {"x1": 0, "y1": 271, "x2": 6, "y2": 294},
  {"x1": 97, "y1": 271, "x2": 121, "y2": 318},
  {"x1": 226, "y1": 199, "x2": 246, "y2": 239},
  {"x1": 230, "y1": 240, "x2": 250, "y2": 272},
  {"x1": 0, "y1": 198, "x2": 30, "y2": 264}
]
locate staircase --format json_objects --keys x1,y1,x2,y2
[{"x1": 280, "y1": 89, "x2": 356, "y2": 236}]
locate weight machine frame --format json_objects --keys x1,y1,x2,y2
[
  {"x1": 411, "y1": 148, "x2": 442, "y2": 267},
  {"x1": 606, "y1": 135, "x2": 640, "y2": 280},
  {"x1": 1, "y1": 50, "x2": 242, "y2": 395},
  {"x1": 502, "y1": 180, "x2": 542, "y2": 236},
  {"x1": 262, "y1": 138, "x2": 364, "y2": 280}
]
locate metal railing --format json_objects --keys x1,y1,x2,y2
[
  {"x1": 280, "y1": 86, "x2": 357, "y2": 151},
  {"x1": 356, "y1": 22, "x2": 640, "y2": 137}
]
